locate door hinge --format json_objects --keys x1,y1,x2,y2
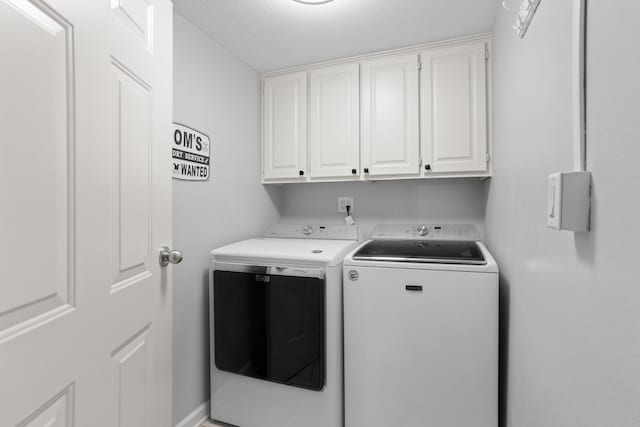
[
  {"x1": 418, "y1": 157, "x2": 423, "y2": 167},
  {"x1": 418, "y1": 60, "x2": 422, "y2": 71},
  {"x1": 485, "y1": 49, "x2": 489, "y2": 61},
  {"x1": 486, "y1": 152, "x2": 491, "y2": 162}
]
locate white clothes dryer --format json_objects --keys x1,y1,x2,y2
[
  {"x1": 209, "y1": 224, "x2": 360, "y2": 427},
  {"x1": 343, "y1": 224, "x2": 498, "y2": 427}
]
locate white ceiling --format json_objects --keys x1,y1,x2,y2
[{"x1": 173, "y1": 0, "x2": 501, "y2": 72}]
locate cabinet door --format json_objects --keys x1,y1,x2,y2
[
  {"x1": 309, "y1": 64, "x2": 360, "y2": 179},
  {"x1": 361, "y1": 54, "x2": 420, "y2": 177},
  {"x1": 421, "y1": 42, "x2": 488, "y2": 174},
  {"x1": 263, "y1": 72, "x2": 307, "y2": 180}
]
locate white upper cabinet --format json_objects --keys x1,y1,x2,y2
[
  {"x1": 309, "y1": 63, "x2": 360, "y2": 179},
  {"x1": 263, "y1": 72, "x2": 308, "y2": 180},
  {"x1": 420, "y1": 42, "x2": 488, "y2": 174},
  {"x1": 261, "y1": 35, "x2": 491, "y2": 183},
  {"x1": 361, "y1": 54, "x2": 420, "y2": 177}
]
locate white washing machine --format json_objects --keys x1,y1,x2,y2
[
  {"x1": 209, "y1": 224, "x2": 360, "y2": 427},
  {"x1": 343, "y1": 224, "x2": 498, "y2": 427}
]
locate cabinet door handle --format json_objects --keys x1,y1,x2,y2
[
  {"x1": 351, "y1": 168, "x2": 357, "y2": 174},
  {"x1": 364, "y1": 168, "x2": 369, "y2": 174},
  {"x1": 425, "y1": 164, "x2": 431, "y2": 171},
  {"x1": 299, "y1": 170, "x2": 305, "y2": 176}
]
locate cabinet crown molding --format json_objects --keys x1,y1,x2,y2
[{"x1": 261, "y1": 32, "x2": 491, "y2": 78}]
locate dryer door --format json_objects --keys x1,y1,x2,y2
[{"x1": 213, "y1": 270, "x2": 326, "y2": 390}]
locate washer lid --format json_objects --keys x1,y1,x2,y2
[{"x1": 352, "y1": 240, "x2": 486, "y2": 265}]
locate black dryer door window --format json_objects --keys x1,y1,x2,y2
[{"x1": 213, "y1": 270, "x2": 325, "y2": 390}]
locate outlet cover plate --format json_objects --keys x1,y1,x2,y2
[{"x1": 338, "y1": 197, "x2": 354, "y2": 213}]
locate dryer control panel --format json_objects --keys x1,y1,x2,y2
[
  {"x1": 264, "y1": 224, "x2": 360, "y2": 240},
  {"x1": 370, "y1": 224, "x2": 480, "y2": 241}
]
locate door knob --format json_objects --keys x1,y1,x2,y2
[{"x1": 159, "y1": 246, "x2": 183, "y2": 267}]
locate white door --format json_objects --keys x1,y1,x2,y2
[
  {"x1": 0, "y1": 1, "x2": 173, "y2": 426},
  {"x1": 421, "y1": 42, "x2": 488, "y2": 174},
  {"x1": 263, "y1": 72, "x2": 308, "y2": 180},
  {"x1": 309, "y1": 63, "x2": 360, "y2": 179},
  {"x1": 361, "y1": 54, "x2": 420, "y2": 177}
]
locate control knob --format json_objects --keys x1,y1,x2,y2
[
  {"x1": 417, "y1": 225, "x2": 429, "y2": 236},
  {"x1": 302, "y1": 225, "x2": 313, "y2": 235}
]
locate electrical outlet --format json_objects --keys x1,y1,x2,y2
[{"x1": 338, "y1": 197, "x2": 354, "y2": 213}]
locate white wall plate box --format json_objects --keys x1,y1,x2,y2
[{"x1": 547, "y1": 171, "x2": 592, "y2": 231}]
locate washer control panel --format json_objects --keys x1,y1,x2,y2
[
  {"x1": 264, "y1": 224, "x2": 359, "y2": 240},
  {"x1": 370, "y1": 224, "x2": 480, "y2": 241}
]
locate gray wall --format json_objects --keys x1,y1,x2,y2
[
  {"x1": 281, "y1": 180, "x2": 487, "y2": 238},
  {"x1": 174, "y1": 0, "x2": 640, "y2": 424},
  {"x1": 486, "y1": 1, "x2": 640, "y2": 426},
  {"x1": 172, "y1": 13, "x2": 281, "y2": 425}
]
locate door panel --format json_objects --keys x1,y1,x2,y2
[
  {"x1": 361, "y1": 54, "x2": 420, "y2": 177},
  {"x1": 263, "y1": 72, "x2": 307, "y2": 180},
  {"x1": 0, "y1": 1, "x2": 173, "y2": 426},
  {"x1": 110, "y1": 0, "x2": 152, "y2": 49},
  {"x1": 0, "y1": 0, "x2": 74, "y2": 340},
  {"x1": 421, "y1": 42, "x2": 488, "y2": 173},
  {"x1": 17, "y1": 385, "x2": 74, "y2": 427},
  {"x1": 309, "y1": 63, "x2": 360, "y2": 178},
  {"x1": 111, "y1": 59, "x2": 152, "y2": 290},
  {"x1": 111, "y1": 326, "x2": 151, "y2": 427}
]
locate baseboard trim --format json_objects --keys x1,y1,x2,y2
[{"x1": 175, "y1": 401, "x2": 210, "y2": 427}]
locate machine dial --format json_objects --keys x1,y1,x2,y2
[
  {"x1": 417, "y1": 225, "x2": 429, "y2": 236},
  {"x1": 302, "y1": 225, "x2": 313, "y2": 235}
]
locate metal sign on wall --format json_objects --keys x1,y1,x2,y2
[{"x1": 172, "y1": 123, "x2": 211, "y2": 181}]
